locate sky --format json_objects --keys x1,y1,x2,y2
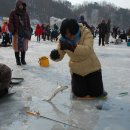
[{"x1": 68, "y1": 0, "x2": 130, "y2": 9}]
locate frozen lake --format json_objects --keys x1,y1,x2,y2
[{"x1": 0, "y1": 36, "x2": 130, "y2": 130}]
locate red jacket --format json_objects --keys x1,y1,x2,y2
[
  {"x1": 35, "y1": 24, "x2": 43, "y2": 36},
  {"x1": 2, "y1": 23, "x2": 9, "y2": 33}
]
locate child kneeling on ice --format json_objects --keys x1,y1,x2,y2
[{"x1": 50, "y1": 19, "x2": 107, "y2": 99}]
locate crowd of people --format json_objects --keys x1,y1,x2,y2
[
  {"x1": 92, "y1": 19, "x2": 130, "y2": 46},
  {"x1": 34, "y1": 23, "x2": 59, "y2": 42},
  {"x1": 1, "y1": 14, "x2": 130, "y2": 48},
  {"x1": 0, "y1": 22, "x2": 59, "y2": 46}
]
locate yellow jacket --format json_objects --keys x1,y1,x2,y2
[{"x1": 56, "y1": 24, "x2": 101, "y2": 76}]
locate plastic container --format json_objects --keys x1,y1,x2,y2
[{"x1": 38, "y1": 56, "x2": 49, "y2": 67}]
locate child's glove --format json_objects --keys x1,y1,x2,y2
[
  {"x1": 50, "y1": 49, "x2": 60, "y2": 61},
  {"x1": 60, "y1": 40, "x2": 76, "y2": 52}
]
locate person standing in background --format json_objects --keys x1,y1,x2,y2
[
  {"x1": 78, "y1": 15, "x2": 91, "y2": 31},
  {"x1": 98, "y1": 20, "x2": 107, "y2": 46},
  {"x1": 1, "y1": 22, "x2": 10, "y2": 47},
  {"x1": 105, "y1": 19, "x2": 111, "y2": 44},
  {"x1": 8, "y1": 0, "x2": 31, "y2": 65},
  {"x1": 35, "y1": 24, "x2": 43, "y2": 42}
]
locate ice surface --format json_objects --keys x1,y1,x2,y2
[{"x1": 0, "y1": 36, "x2": 130, "y2": 130}]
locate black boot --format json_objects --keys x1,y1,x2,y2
[
  {"x1": 21, "y1": 51, "x2": 26, "y2": 65},
  {"x1": 15, "y1": 52, "x2": 21, "y2": 65}
]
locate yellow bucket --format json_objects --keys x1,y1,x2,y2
[{"x1": 38, "y1": 56, "x2": 49, "y2": 67}]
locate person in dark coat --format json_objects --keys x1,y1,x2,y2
[
  {"x1": 98, "y1": 20, "x2": 107, "y2": 46},
  {"x1": 41, "y1": 24, "x2": 45, "y2": 41},
  {"x1": 78, "y1": 15, "x2": 92, "y2": 31},
  {"x1": 112, "y1": 26, "x2": 118, "y2": 39},
  {"x1": 45, "y1": 24, "x2": 51, "y2": 40},
  {"x1": 8, "y1": 0, "x2": 31, "y2": 65},
  {"x1": 51, "y1": 24, "x2": 59, "y2": 41},
  {"x1": 127, "y1": 28, "x2": 130, "y2": 38},
  {"x1": 119, "y1": 30, "x2": 127, "y2": 42},
  {"x1": 91, "y1": 25, "x2": 95, "y2": 38},
  {"x1": 105, "y1": 19, "x2": 111, "y2": 44}
]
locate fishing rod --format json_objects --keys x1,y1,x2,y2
[{"x1": 27, "y1": 111, "x2": 86, "y2": 130}]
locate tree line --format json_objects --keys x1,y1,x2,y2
[{"x1": 0, "y1": 0, "x2": 130, "y2": 29}]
